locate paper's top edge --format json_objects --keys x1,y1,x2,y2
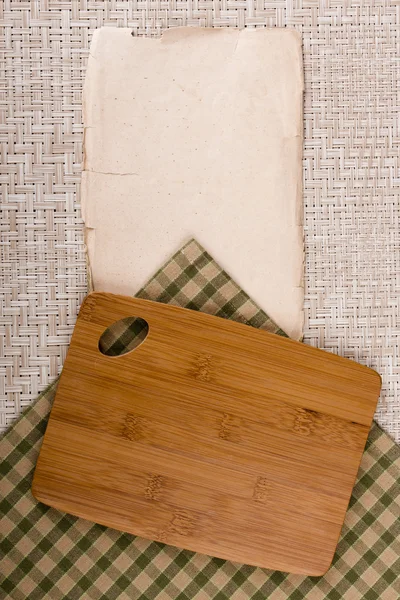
[{"x1": 91, "y1": 25, "x2": 303, "y2": 43}]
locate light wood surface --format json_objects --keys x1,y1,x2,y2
[{"x1": 32, "y1": 293, "x2": 381, "y2": 575}]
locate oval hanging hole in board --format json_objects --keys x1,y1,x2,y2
[{"x1": 98, "y1": 316, "x2": 149, "y2": 356}]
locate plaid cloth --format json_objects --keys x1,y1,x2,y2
[{"x1": 1, "y1": 240, "x2": 400, "y2": 600}]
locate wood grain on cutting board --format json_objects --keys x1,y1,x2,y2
[
  {"x1": 82, "y1": 27, "x2": 304, "y2": 340},
  {"x1": 32, "y1": 294, "x2": 381, "y2": 575}
]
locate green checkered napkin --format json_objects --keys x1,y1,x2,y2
[{"x1": 1, "y1": 239, "x2": 400, "y2": 600}]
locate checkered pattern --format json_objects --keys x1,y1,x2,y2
[{"x1": 1, "y1": 240, "x2": 399, "y2": 599}]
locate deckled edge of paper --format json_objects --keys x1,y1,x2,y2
[{"x1": 296, "y1": 27, "x2": 305, "y2": 338}]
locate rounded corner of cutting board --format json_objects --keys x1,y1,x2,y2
[
  {"x1": 370, "y1": 367, "x2": 383, "y2": 389},
  {"x1": 30, "y1": 474, "x2": 46, "y2": 506},
  {"x1": 308, "y1": 551, "x2": 336, "y2": 577}
]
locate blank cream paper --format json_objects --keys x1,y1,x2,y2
[{"x1": 82, "y1": 27, "x2": 304, "y2": 339}]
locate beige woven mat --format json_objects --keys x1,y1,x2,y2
[{"x1": 1, "y1": 1, "x2": 400, "y2": 440}]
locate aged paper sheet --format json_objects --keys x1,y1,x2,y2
[{"x1": 82, "y1": 27, "x2": 304, "y2": 339}]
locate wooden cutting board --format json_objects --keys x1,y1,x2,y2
[{"x1": 32, "y1": 293, "x2": 381, "y2": 575}]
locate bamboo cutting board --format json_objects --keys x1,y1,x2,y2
[{"x1": 32, "y1": 293, "x2": 381, "y2": 575}]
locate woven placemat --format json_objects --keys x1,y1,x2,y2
[
  {"x1": 1, "y1": 2, "x2": 400, "y2": 441},
  {"x1": 1, "y1": 240, "x2": 400, "y2": 600}
]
